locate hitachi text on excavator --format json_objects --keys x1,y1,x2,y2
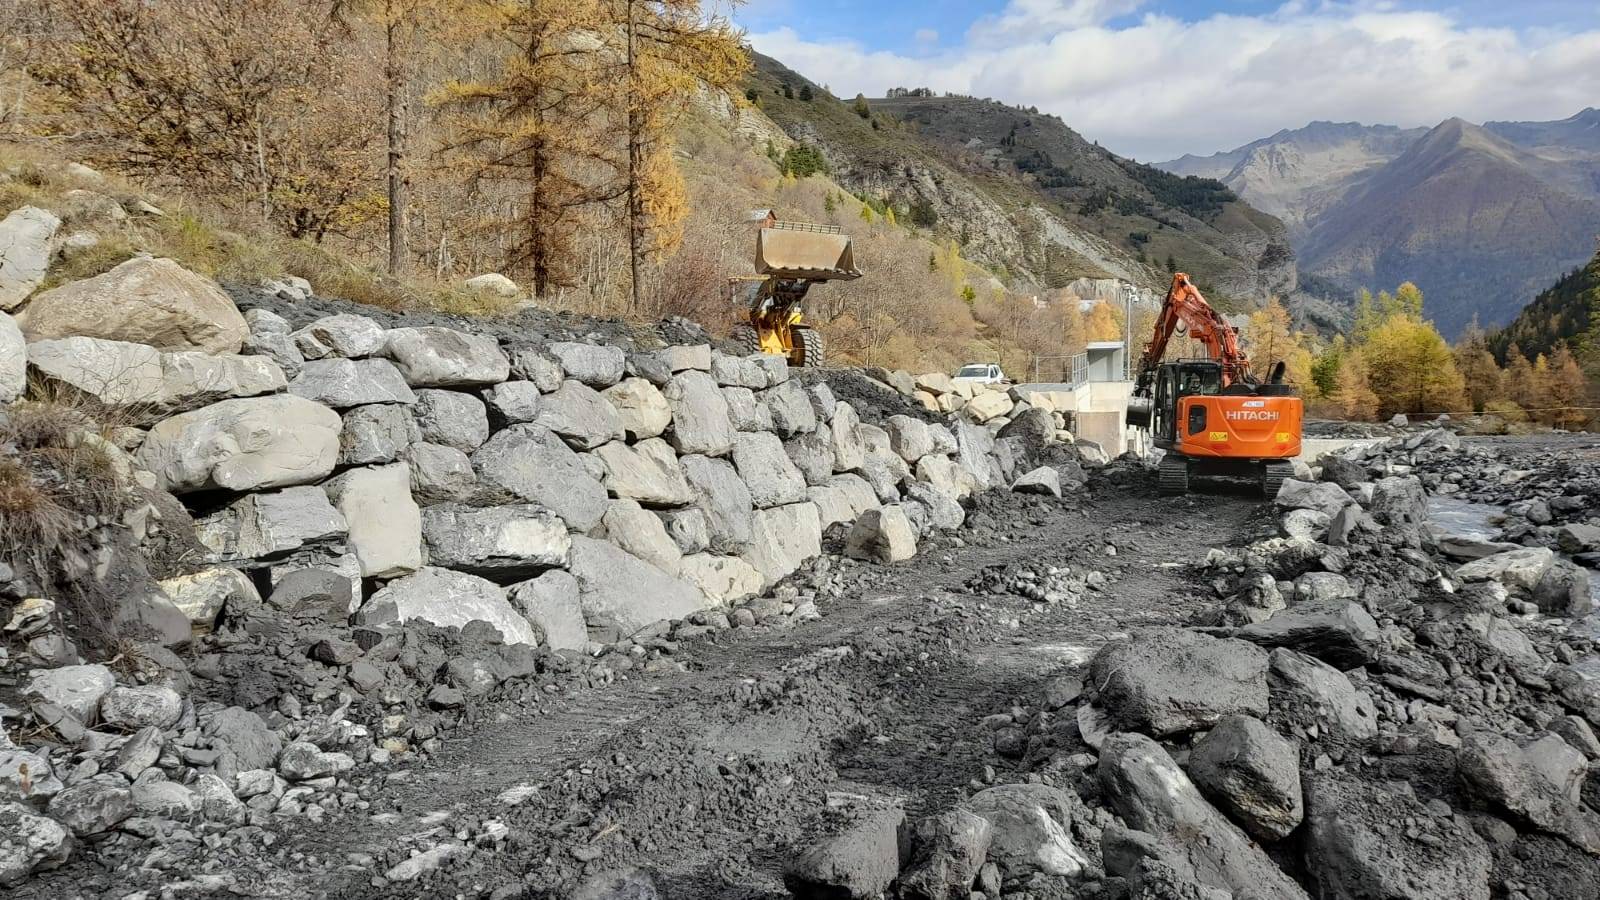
[{"x1": 1126, "y1": 273, "x2": 1304, "y2": 496}]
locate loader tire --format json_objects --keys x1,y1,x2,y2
[
  {"x1": 792, "y1": 325, "x2": 825, "y2": 368},
  {"x1": 730, "y1": 325, "x2": 761, "y2": 356}
]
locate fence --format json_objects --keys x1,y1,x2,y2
[{"x1": 1030, "y1": 352, "x2": 1088, "y2": 388}]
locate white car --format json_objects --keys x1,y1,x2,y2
[{"x1": 952, "y1": 363, "x2": 1008, "y2": 386}]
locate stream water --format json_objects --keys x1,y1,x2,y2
[{"x1": 1428, "y1": 495, "x2": 1600, "y2": 676}]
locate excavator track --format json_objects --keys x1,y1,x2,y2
[
  {"x1": 1158, "y1": 455, "x2": 1190, "y2": 495},
  {"x1": 1260, "y1": 461, "x2": 1294, "y2": 499}
]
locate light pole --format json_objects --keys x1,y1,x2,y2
[{"x1": 1122, "y1": 281, "x2": 1134, "y2": 381}]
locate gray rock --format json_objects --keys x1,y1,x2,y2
[
  {"x1": 1551, "y1": 716, "x2": 1600, "y2": 760},
  {"x1": 761, "y1": 379, "x2": 817, "y2": 437},
  {"x1": 733, "y1": 431, "x2": 809, "y2": 508},
  {"x1": 473, "y1": 425, "x2": 608, "y2": 531},
  {"x1": 600, "y1": 378, "x2": 672, "y2": 441},
  {"x1": 0, "y1": 206, "x2": 60, "y2": 311},
  {"x1": 0, "y1": 800, "x2": 71, "y2": 885},
  {"x1": 46, "y1": 780, "x2": 133, "y2": 836},
  {"x1": 158, "y1": 565, "x2": 259, "y2": 633},
  {"x1": 596, "y1": 438, "x2": 694, "y2": 507},
  {"x1": 193, "y1": 773, "x2": 245, "y2": 823},
  {"x1": 359, "y1": 567, "x2": 537, "y2": 644},
  {"x1": 547, "y1": 342, "x2": 625, "y2": 388},
  {"x1": 660, "y1": 344, "x2": 711, "y2": 372},
  {"x1": 1091, "y1": 628, "x2": 1270, "y2": 737},
  {"x1": 131, "y1": 780, "x2": 199, "y2": 817},
  {"x1": 602, "y1": 500, "x2": 683, "y2": 574},
  {"x1": 30, "y1": 337, "x2": 287, "y2": 410},
  {"x1": 339, "y1": 403, "x2": 416, "y2": 465},
  {"x1": 681, "y1": 455, "x2": 755, "y2": 552},
  {"x1": 898, "y1": 809, "x2": 992, "y2": 900},
  {"x1": 1267, "y1": 648, "x2": 1378, "y2": 740},
  {"x1": 807, "y1": 383, "x2": 837, "y2": 421},
  {"x1": 481, "y1": 380, "x2": 543, "y2": 425},
  {"x1": 0, "y1": 311, "x2": 23, "y2": 403},
  {"x1": 665, "y1": 370, "x2": 735, "y2": 457},
  {"x1": 830, "y1": 402, "x2": 866, "y2": 472},
  {"x1": 785, "y1": 430, "x2": 835, "y2": 487},
  {"x1": 905, "y1": 481, "x2": 962, "y2": 531},
  {"x1": 783, "y1": 806, "x2": 903, "y2": 899},
  {"x1": 245, "y1": 307, "x2": 292, "y2": 335},
  {"x1": 1533, "y1": 561, "x2": 1593, "y2": 618},
  {"x1": 1318, "y1": 455, "x2": 1367, "y2": 490},
  {"x1": 675, "y1": 554, "x2": 764, "y2": 605},
  {"x1": 1370, "y1": 475, "x2": 1426, "y2": 529},
  {"x1": 659, "y1": 508, "x2": 711, "y2": 554},
  {"x1": 967, "y1": 783, "x2": 1091, "y2": 877},
  {"x1": 421, "y1": 504, "x2": 570, "y2": 578},
  {"x1": 243, "y1": 330, "x2": 305, "y2": 378},
  {"x1": 510, "y1": 347, "x2": 564, "y2": 391},
  {"x1": 710, "y1": 352, "x2": 762, "y2": 388},
  {"x1": 1458, "y1": 731, "x2": 1600, "y2": 852},
  {"x1": 277, "y1": 741, "x2": 355, "y2": 781},
  {"x1": 1187, "y1": 715, "x2": 1302, "y2": 841},
  {"x1": 1434, "y1": 531, "x2": 1522, "y2": 561},
  {"x1": 508, "y1": 570, "x2": 587, "y2": 651},
  {"x1": 113, "y1": 727, "x2": 164, "y2": 779},
  {"x1": 723, "y1": 386, "x2": 773, "y2": 432},
  {"x1": 100, "y1": 684, "x2": 183, "y2": 729},
  {"x1": 381, "y1": 326, "x2": 509, "y2": 387},
  {"x1": 741, "y1": 502, "x2": 822, "y2": 588},
  {"x1": 289, "y1": 358, "x2": 416, "y2": 408},
  {"x1": 566, "y1": 536, "x2": 709, "y2": 635},
  {"x1": 1238, "y1": 599, "x2": 1381, "y2": 668},
  {"x1": 412, "y1": 389, "x2": 491, "y2": 451},
  {"x1": 1099, "y1": 732, "x2": 1310, "y2": 900},
  {"x1": 16, "y1": 256, "x2": 248, "y2": 353},
  {"x1": 1275, "y1": 479, "x2": 1355, "y2": 519},
  {"x1": 293, "y1": 314, "x2": 385, "y2": 359},
  {"x1": 750, "y1": 354, "x2": 789, "y2": 387},
  {"x1": 845, "y1": 506, "x2": 918, "y2": 563},
  {"x1": 202, "y1": 707, "x2": 282, "y2": 772},
  {"x1": 0, "y1": 749, "x2": 63, "y2": 804},
  {"x1": 323, "y1": 463, "x2": 422, "y2": 578},
  {"x1": 1303, "y1": 773, "x2": 1490, "y2": 900},
  {"x1": 403, "y1": 442, "x2": 478, "y2": 505},
  {"x1": 535, "y1": 380, "x2": 625, "y2": 451},
  {"x1": 570, "y1": 867, "x2": 661, "y2": 900},
  {"x1": 1011, "y1": 466, "x2": 1062, "y2": 497},
  {"x1": 24, "y1": 664, "x2": 114, "y2": 725},
  {"x1": 885, "y1": 415, "x2": 936, "y2": 463},
  {"x1": 1556, "y1": 522, "x2": 1600, "y2": 555},
  {"x1": 137, "y1": 395, "x2": 343, "y2": 494},
  {"x1": 1455, "y1": 547, "x2": 1555, "y2": 595},
  {"x1": 1281, "y1": 508, "x2": 1331, "y2": 542}
]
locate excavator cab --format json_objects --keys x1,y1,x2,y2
[{"x1": 729, "y1": 221, "x2": 860, "y2": 368}]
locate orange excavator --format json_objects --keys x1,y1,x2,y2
[{"x1": 1126, "y1": 273, "x2": 1303, "y2": 496}]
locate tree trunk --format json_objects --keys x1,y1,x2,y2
[
  {"x1": 625, "y1": 0, "x2": 643, "y2": 311},
  {"x1": 384, "y1": 1, "x2": 408, "y2": 276}
]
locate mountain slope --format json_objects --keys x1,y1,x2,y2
[
  {"x1": 1299, "y1": 118, "x2": 1600, "y2": 337},
  {"x1": 1486, "y1": 107, "x2": 1600, "y2": 154},
  {"x1": 745, "y1": 54, "x2": 1301, "y2": 314},
  {"x1": 1489, "y1": 246, "x2": 1600, "y2": 362}
]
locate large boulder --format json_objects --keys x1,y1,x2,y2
[
  {"x1": 1303, "y1": 773, "x2": 1491, "y2": 900},
  {"x1": 783, "y1": 807, "x2": 903, "y2": 900},
  {"x1": 830, "y1": 402, "x2": 866, "y2": 471},
  {"x1": 507, "y1": 570, "x2": 586, "y2": 651},
  {"x1": 159, "y1": 566, "x2": 259, "y2": 634},
  {"x1": 681, "y1": 455, "x2": 756, "y2": 552},
  {"x1": 1457, "y1": 732, "x2": 1600, "y2": 852},
  {"x1": 323, "y1": 463, "x2": 422, "y2": 578},
  {"x1": 421, "y1": 504, "x2": 569, "y2": 579},
  {"x1": 136, "y1": 395, "x2": 342, "y2": 494},
  {"x1": 954, "y1": 422, "x2": 1001, "y2": 490},
  {"x1": 566, "y1": 537, "x2": 709, "y2": 635},
  {"x1": 761, "y1": 379, "x2": 817, "y2": 437},
  {"x1": 603, "y1": 377, "x2": 672, "y2": 441},
  {"x1": 357, "y1": 567, "x2": 537, "y2": 645},
  {"x1": 1011, "y1": 466, "x2": 1062, "y2": 497},
  {"x1": 381, "y1": 326, "x2": 509, "y2": 387},
  {"x1": 741, "y1": 502, "x2": 822, "y2": 588},
  {"x1": 535, "y1": 380, "x2": 625, "y2": 451},
  {"x1": 601, "y1": 500, "x2": 683, "y2": 574},
  {"x1": 412, "y1": 389, "x2": 490, "y2": 451},
  {"x1": 965, "y1": 390, "x2": 1012, "y2": 423},
  {"x1": 1236, "y1": 599, "x2": 1382, "y2": 668},
  {"x1": 732, "y1": 431, "x2": 809, "y2": 508},
  {"x1": 16, "y1": 257, "x2": 248, "y2": 353},
  {"x1": 0, "y1": 206, "x2": 60, "y2": 311},
  {"x1": 1186, "y1": 715, "x2": 1302, "y2": 841},
  {"x1": 1533, "y1": 561, "x2": 1594, "y2": 618},
  {"x1": 547, "y1": 342, "x2": 625, "y2": 388},
  {"x1": 1370, "y1": 475, "x2": 1426, "y2": 529},
  {"x1": 898, "y1": 809, "x2": 992, "y2": 900},
  {"x1": 473, "y1": 425, "x2": 608, "y2": 531},
  {"x1": 596, "y1": 439, "x2": 694, "y2": 507},
  {"x1": 664, "y1": 371, "x2": 735, "y2": 457},
  {"x1": 339, "y1": 403, "x2": 416, "y2": 466},
  {"x1": 967, "y1": 783, "x2": 1090, "y2": 878},
  {"x1": 1275, "y1": 479, "x2": 1355, "y2": 519},
  {"x1": 1090, "y1": 628, "x2": 1269, "y2": 737},
  {"x1": 0, "y1": 800, "x2": 71, "y2": 885},
  {"x1": 1455, "y1": 547, "x2": 1555, "y2": 596},
  {"x1": 0, "y1": 312, "x2": 23, "y2": 403},
  {"x1": 885, "y1": 415, "x2": 936, "y2": 463},
  {"x1": 675, "y1": 554, "x2": 764, "y2": 605},
  {"x1": 28, "y1": 336, "x2": 285, "y2": 410},
  {"x1": 292, "y1": 314, "x2": 385, "y2": 360},
  {"x1": 403, "y1": 442, "x2": 477, "y2": 504},
  {"x1": 1266, "y1": 648, "x2": 1378, "y2": 740},
  {"x1": 844, "y1": 506, "x2": 918, "y2": 564},
  {"x1": 195, "y1": 486, "x2": 348, "y2": 562},
  {"x1": 1098, "y1": 733, "x2": 1310, "y2": 900},
  {"x1": 24, "y1": 664, "x2": 114, "y2": 725},
  {"x1": 289, "y1": 358, "x2": 416, "y2": 408}
]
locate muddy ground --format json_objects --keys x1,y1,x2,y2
[{"x1": 18, "y1": 461, "x2": 1269, "y2": 900}]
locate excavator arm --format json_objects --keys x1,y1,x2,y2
[{"x1": 1133, "y1": 273, "x2": 1254, "y2": 393}]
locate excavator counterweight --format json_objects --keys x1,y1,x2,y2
[{"x1": 1128, "y1": 274, "x2": 1304, "y2": 497}]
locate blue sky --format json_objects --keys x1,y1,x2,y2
[{"x1": 734, "y1": 0, "x2": 1600, "y2": 159}]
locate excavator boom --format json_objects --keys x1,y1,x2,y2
[{"x1": 1134, "y1": 273, "x2": 1254, "y2": 392}]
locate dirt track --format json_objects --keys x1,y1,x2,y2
[{"x1": 206, "y1": 474, "x2": 1260, "y2": 899}]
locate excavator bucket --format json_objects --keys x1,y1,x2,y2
[{"x1": 756, "y1": 223, "x2": 861, "y2": 281}]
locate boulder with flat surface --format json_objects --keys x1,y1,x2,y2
[
  {"x1": 357, "y1": 567, "x2": 538, "y2": 645},
  {"x1": 194, "y1": 486, "x2": 348, "y2": 562},
  {"x1": 845, "y1": 506, "x2": 918, "y2": 563},
  {"x1": 473, "y1": 425, "x2": 608, "y2": 531},
  {"x1": 664, "y1": 370, "x2": 735, "y2": 457},
  {"x1": 783, "y1": 807, "x2": 904, "y2": 900},
  {"x1": 1275, "y1": 479, "x2": 1355, "y2": 519},
  {"x1": 681, "y1": 455, "x2": 756, "y2": 552},
  {"x1": 323, "y1": 463, "x2": 422, "y2": 578},
  {"x1": 547, "y1": 341, "x2": 625, "y2": 388},
  {"x1": 16, "y1": 256, "x2": 248, "y2": 353},
  {"x1": 422, "y1": 504, "x2": 570, "y2": 578},
  {"x1": 136, "y1": 395, "x2": 343, "y2": 494},
  {"x1": 412, "y1": 388, "x2": 490, "y2": 451},
  {"x1": 596, "y1": 438, "x2": 694, "y2": 507},
  {"x1": 1267, "y1": 648, "x2": 1378, "y2": 739},
  {"x1": 1458, "y1": 731, "x2": 1600, "y2": 853},
  {"x1": 601, "y1": 500, "x2": 683, "y2": 574},
  {"x1": 1090, "y1": 628, "x2": 1269, "y2": 737},
  {"x1": 534, "y1": 380, "x2": 625, "y2": 451},
  {"x1": 0, "y1": 311, "x2": 23, "y2": 403},
  {"x1": 566, "y1": 536, "x2": 709, "y2": 635},
  {"x1": 741, "y1": 502, "x2": 822, "y2": 588},
  {"x1": 602, "y1": 377, "x2": 672, "y2": 440},
  {"x1": 508, "y1": 570, "x2": 586, "y2": 651},
  {"x1": 732, "y1": 431, "x2": 809, "y2": 508},
  {"x1": 381, "y1": 326, "x2": 509, "y2": 387},
  {"x1": 1187, "y1": 714, "x2": 1302, "y2": 841},
  {"x1": 1237, "y1": 598, "x2": 1382, "y2": 667},
  {"x1": 967, "y1": 783, "x2": 1090, "y2": 878},
  {"x1": 0, "y1": 206, "x2": 59, "y2": 311}
]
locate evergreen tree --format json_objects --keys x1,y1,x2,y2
[
  {"x1": 852, "y1": 94, "x2": 870, "y2": 118},
  {"x1": 798, "y1": 84, "x2": 813, "y2": 101}
]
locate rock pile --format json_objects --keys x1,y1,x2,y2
[{"x1": 0, "y1": 252, "x2": 1096, "y2": 885}]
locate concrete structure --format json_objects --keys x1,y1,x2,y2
[{"x1": 1085, "y1": 342, "x2": 1127, "y2": 383}]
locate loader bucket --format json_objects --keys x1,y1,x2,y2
[{"x1": 756, "y1": 223, "x2": 861, "y2": 281}]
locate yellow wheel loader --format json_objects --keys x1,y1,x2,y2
[{"x1": 728, "y1": 221, "x2": 860, "y2": 368}]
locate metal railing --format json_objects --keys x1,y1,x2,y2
[{"x1": 1029, "y1": 352, "x2": 1088, "y2": 387}]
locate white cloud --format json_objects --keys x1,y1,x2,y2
[
  {"x1": 746, "y1": 3, "x2": 1600, "y2": 160},
  {"x1": 914, "y1": 28, "x2": 940, "y2": 46}
]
